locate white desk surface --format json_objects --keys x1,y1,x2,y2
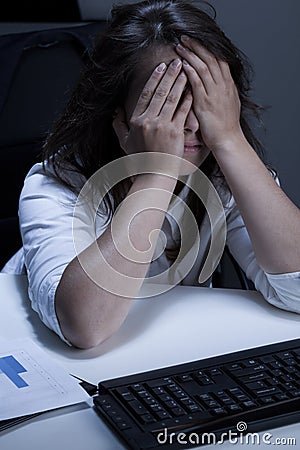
[{"x1": 0, "y1": 273, "x2": 299, "y2": 449}]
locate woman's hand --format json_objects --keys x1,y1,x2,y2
[
  {"x1": 176, "y1": 36, "x2": 243, "y2": 153},
  {"x1": 113, "y1": 58, "x2": 193, "y2": 159}
]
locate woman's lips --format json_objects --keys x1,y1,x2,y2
[{"x1": 184, "y1": 143, "x2": 203, "y2": 153}]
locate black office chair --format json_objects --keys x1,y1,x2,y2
[
  {"x1": 212, "y1": 246, "x2": 255, "y2": 290},
  {"x1": 0, "y1": 22, "x2": 105, "y2": 270}
]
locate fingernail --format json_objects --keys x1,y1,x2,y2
[
  {"x1": 181, "y1": 35, "x2": 190, "y2": 42},
  {"x1": 156, "y1": 62, "x2": 166, "y2": 73},
  {"x1": 171, "y1": 58, "x2": 182, "y2": 68},
  {"x1": 183, "y1": 59, "x2": 190, "y2": 66},
  {"x1": 177, "y1": 43, "x2": 186, "y2": 52}
]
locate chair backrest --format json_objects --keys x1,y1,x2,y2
[
  {"x1": 0, "y1": 22, "x2": 105, "y2": 269},
  {"x1": 212, "y1": 246, "x2": 255, "y2": 290}
]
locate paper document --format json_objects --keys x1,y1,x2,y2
[{"x1": 0, "y1": 338, "x2": 90, "y2": 420}]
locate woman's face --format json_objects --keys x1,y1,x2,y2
[{"x1": 124, "y1": 45, "x2": 210, "y2": 170}]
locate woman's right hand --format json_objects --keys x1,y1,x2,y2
[{"x1": 113, "y1": 58, "x2": 193, "y2": 160}]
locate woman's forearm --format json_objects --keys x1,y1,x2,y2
[
  {"x1": 213, "y1": 133, "x2": 300, "y2": 274},
  {"x1": 55, "y1": 173, "x2": 177, "y2": 348}
]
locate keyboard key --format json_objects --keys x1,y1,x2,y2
[
  {"x1": 196, "y1": 376, "x2": 214, "y2": 386},
  {"x1": 228, "y1": 387, "x2": 248, "y2": 398},
  {"x1": 290, "y1": 390, "x2": 300, "y2": 398},
  {"x1": 116, "y1": 388, "x2": 135, "y2": 400},
  {"x1": 143, "y1": 396, "x2": 158, "y2": 406},
  {"x1": 140, "y1": 414, "x2": 155, "y2": 424},
  {"x1": 267, "y1": 377, "x2": 281, "y2": 386},
  {"x1": 165, "y1": 400, "x2": 180, "y2": 409},
  {"x1": 225, "y1": 363, "x2": 243, "y2": 371},
  {"x1": 128, "y1": 400, "x2": 148, "y2": 415},
  {"x1": 284, "y1": 358, "x2": 298, "y2": 366},
  {"x1": 242, "y1": 400, "x2": 257, "y2": 408},
  {"x1": 152, "y1": 387, "x2": 166, "y2": 395},
  {"x1": 171, "y1": 407, "x2": 186, "y2": 417},
  {"x1": 281, "y1": 374, "x2": 295, "y2": 383},
  {"x1": 172, "y1": 390, "x2": 188, "y2": 399},
  {"x1": 240, "y1": 372, "x2": 266, "y2": 383},
  {"x1": 177, "y1": 374, "x2": 193, "y2": 382},
  {"x1": 275, "y1": 393, "x2": 290, "y2": 401},
  {"x1": 268, "y1": 361, "x2": 283, "y2": 369},
  {"x1": 167, "y1": 383, "x2": 181, "y2": 392},
  {"x1": 260, "y1": 396, "x2": 276, "y2": 405},
  {"x1": 219, "y1": 396, "x2": 235, "y2": 405},
  {"x1": 285, "y1": 366, "x2": 298, "y2": 374},
  {"x1": 260, "y1": 356, "x2": 276, "y2": 364},
  {"x1": 282, "y1": 382, "x2": 296, "y2": 391},
  {"x1": 227, "y1": 404, "x2": 242, "y2": 413},
  {"x1": 146, "y1": 379, "x2": 172, "y2": 388},
  {"x1": 131, "y1": 383, "x2": 144, "y2": 391},
  {"x1": 113, "y1": 415, "x2": 128, "y2": 423},
  {"x1": 158, "y1": 394, "x2": 172, "y2": 402},
  {"x1": 241, "y1": 359, "x2": 260, "y2": 368},
  {"x1": 211, "y1": 407, "x2": 226, "y2": 415},
  {"x1": 235, "y1": 393, "x2": 251, "y2": 402},
  {"x1": 156, "y1": 410, "x2": 171, "y2": 420},
  {"x1": 186, "y1": 403, "x2": 201, "y2": 412},
  {"x1": 215, "y1": 391, "x2": 234, "y2": 404},
  {"x1": 207, "y1": 368, "x2": 223, "y2": 377},
  {"x1": 137, "y1": 390, "x2": 152, "y2": 399},
  {"x1": 254, "y1": 387, "x2": 282, "y2": 397},
  {"x1": 116, "y1": 421, "x2": 131, "y2": 430},
  {"x1": 202, "y1": 399, "x2": 221, "y2": 409},
  {"x1": 272, "y1": 369, "x2": 284, "y2": 377},
  {"x1": 245, "y1": 381, "x2": 268, "y2": 390},
  {"x1": 277, "y1": 352, "x2": 294, "y2": 360}
]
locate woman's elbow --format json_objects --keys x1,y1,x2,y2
[
  {"x1": 60, "y1": 320, "x2": 123, "y2": 349},
  {"x1": 55, "y1": 276, "x2": 133, "y2": 349}
]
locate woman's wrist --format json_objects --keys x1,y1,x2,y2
[
  {"x1": 209, "y1": 129, "x2": 249, "y2": 157},
  {"x1": 133, "y1": 172, "x2": 178, "y2": 192}
]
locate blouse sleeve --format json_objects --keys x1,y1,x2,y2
[
  {"x1": 19, "y1": 163, "x2": 110, "y2": 343},
  {"x1": 225, "y1": 197, "x2": 300, "y2": 314}
]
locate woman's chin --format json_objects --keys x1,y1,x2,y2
[{"x1": 179, "y1": 148, "x2": 210, "y2": 175}]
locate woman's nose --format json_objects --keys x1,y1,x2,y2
[{"x1": 184, "y1": 108, "x2": 200, "y2": 134}]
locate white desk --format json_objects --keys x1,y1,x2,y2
[{"x1": 0, "y1": 274, "x2": 299, "y2": 449}]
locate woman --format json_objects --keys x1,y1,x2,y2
[{"x1": 2, "y1": 0, "x2": 300, "y2": 348}]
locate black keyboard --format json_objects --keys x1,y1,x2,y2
[{"x1": 93, "y1": 339, "x2": 300, "y2": 449}]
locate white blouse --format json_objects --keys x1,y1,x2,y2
[{"x1": 2, "y1": 162, "x2": 300, "y2": 343}]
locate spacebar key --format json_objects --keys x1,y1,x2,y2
[
  {"x1": 151, "y1": 410, "x2": 214, "y2": 433},
  {"x1": 253, "y1": 387, "x2": 281, "y2": 397}
]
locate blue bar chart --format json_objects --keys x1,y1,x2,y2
[{"x1": 0, "y1": 355, "x2": 28, "y2": 388}]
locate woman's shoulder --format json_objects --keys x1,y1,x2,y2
[{"x1": 22, "y1": 161, "x2": 86, "y2": 199}]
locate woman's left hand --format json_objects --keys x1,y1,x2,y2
[{"x1": 176, "y1": 36, "x2": 243, "y2": 152}]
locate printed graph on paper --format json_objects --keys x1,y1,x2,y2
[{"x1": 0, "y1": 339, "x2": 90, "y2": 421}]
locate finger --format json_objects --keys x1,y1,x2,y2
[
  {"x1": 173, "y1": 87, "x2": 193, "y2": 127},
  {"x1": 182, "y1": 59, "x2": 208, "y2": 97},
  {"x1": 112, "y1": 107, "x2": 129, "y2": 149},
  {"x1": 146, "y1": 58, "x2": 183, "y2": 116},
  {"x1": 177, "y1": 45, "x2": 214, "y2": 94},
  {"x1": 176, "y1": 37, "x2": 222, "y2": 86},
  {"x1": 159, "y1": 71, "x2": 188, "y2": 120},
  {"x1": 218, "y1": 59, "x2": 233, "y2": 82},
  {"x1": 132, "y1": 62, "x2": 167, "y2": 117}
]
